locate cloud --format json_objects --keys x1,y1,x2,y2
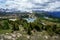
[
  {"x1": 42, "y1": 1, "x2": 60, "y2": 11},
  {"x1": 0, "y1": 0, "x2": 60, "y2": 12}
]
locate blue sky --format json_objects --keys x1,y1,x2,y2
[{"x1": 0, "y1": 0, "x2": 60, "y2": 12}]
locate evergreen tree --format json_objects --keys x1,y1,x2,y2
[{"x1": 2, "y1": 20, "x2": 10, "y2": 30}]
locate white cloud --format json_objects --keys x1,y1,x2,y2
[
  {"x1": 0, "y1": 0, "x2": 60, "y2": 12},
  {"x1": 32, "y1": 0, "x2": 49, "y2": 4},
  {"x1": 42, "y1": 1, "x2": 60, "y2": 11}
]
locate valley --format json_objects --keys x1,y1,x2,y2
[{"x1": 0, "y1": 12, "x2": 60, "y2": 40}]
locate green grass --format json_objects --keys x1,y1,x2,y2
[{"x1": 0, "y1": 29, "x2": 12, "y2": 34}]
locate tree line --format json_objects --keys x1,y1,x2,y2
[{"x1": 0, "y1": 18, "x2": 60, "y2": 36}]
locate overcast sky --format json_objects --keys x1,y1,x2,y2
[{"x1": 0, "y1": 0, "x2": 60, "y2": 12}]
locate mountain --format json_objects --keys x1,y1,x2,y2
[
  {"x1": 47, "y1": 11, "x2": 60, "y2": 18},
  {"x1": 0, "y1": 9, "x2": 60, "y2": 18},
  {"x1": 33, "y1": 10, "x2": 60, "y2": 18}
]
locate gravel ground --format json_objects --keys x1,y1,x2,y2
[{"x1": 0, "y1": 31, "x2": 60, "y2": 40}]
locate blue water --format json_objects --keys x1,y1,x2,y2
[{"x1": 24, "y1": 18, "x2": 36, "y2": 23}]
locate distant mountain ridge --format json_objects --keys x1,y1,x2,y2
[
  {"x1": 47, "y1": 11, "x2": 60, "y2": 18},
  {"x1": 0, "y1": 9, "x2": 60, "y2": 18}
]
